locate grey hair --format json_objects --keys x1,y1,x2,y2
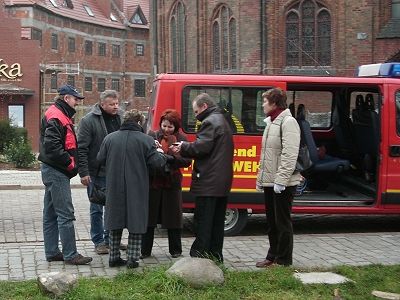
[
  {"x1": 100, "y1": 90, "x2": 119, "y2": 103},
  {"x1": 192, "y1": 93, "x2": 216, "y2": 108},
  {"x1": 123, "y1": 109, "x2": 145, "y2": 124}
]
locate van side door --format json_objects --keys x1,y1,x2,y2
[{"x1": 382, "y1": 84, "x2": 400, "y2": 206}]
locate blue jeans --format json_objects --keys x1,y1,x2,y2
[
  {"x1": 87, "y1": 176, "x2": 109, "y2": 247},
  {"x1": 41, "y1": 163, "x2": 78, "y2": 260}
]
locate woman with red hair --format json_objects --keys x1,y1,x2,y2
[{"x1": 141, "y1": 109, "x2": 191, "y2": 259}]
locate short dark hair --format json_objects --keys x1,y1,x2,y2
[
  {"x1": 262, "y1": 88, "x2": 287, "y2": 109},
  {"x1": 192, "y1": 93, "x2": 216, "y2": 108},
  {"x1": 159, "y1": 109, "x2": 181, "y2": 133}
]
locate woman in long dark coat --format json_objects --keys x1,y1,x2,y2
[
  {"x1": 97, "y1": 109, "x2": 167, "y2": 269},
  {"x1": 141, "y1": 109, "x2": 191, "y2": 258}
]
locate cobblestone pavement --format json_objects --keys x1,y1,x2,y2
[{"x1": 0, "y1": 171, "x2": 400, "y2": 281}]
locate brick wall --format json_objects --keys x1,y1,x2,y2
[
  {"x1": 155, "y1": 0, "x2": 398, "y2": 76},
  {"x1": 0, "y1": 9, "x2": 41, "y2": 151}
]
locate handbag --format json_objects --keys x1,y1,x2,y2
[
  {"x1": 295, "y1": 144, "x2": 313, "y2": 172},
  {"x1": 88, "y1": 166, "x2": 106, "y2": 206},
  {"x1": 280, "y1": 117, "x2": 313, "y2": 173}
]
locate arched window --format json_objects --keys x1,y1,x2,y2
[
  {"x1": 285, "y1": 0, "x2": 331, "y2": 67},
  {"x1": 212, "y1": 5, "x2": 237, "y2": 72},
  {"x1": 170, "y1": 1, "x2": 186, "y2": 72}
]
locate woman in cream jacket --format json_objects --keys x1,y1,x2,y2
[{"x1": 256, "y1": 88, "x2": 300, "y2": 267}]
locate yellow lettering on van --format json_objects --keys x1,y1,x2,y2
[
  {"x1": 233, "y1": 160, "x2": 259, "y2": 173},
  {"x1": 233, "y1": 146, "x2": 257, "y2": 158}
]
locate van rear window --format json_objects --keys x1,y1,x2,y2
[{"x1": 181, "y1": 86, "x2": 272, "y2": 135}]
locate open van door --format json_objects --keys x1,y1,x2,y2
[{"x1": 382, "y1": 84, "x2": 400, "y2": 206}]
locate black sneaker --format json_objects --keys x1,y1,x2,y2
[
  {"x1": 109, "y1": 257, "x2": 127, "y2": 267},
  {"x1": 127, "y1": 261, "x2": 139, "y2": 269},
  {"x1": 46, "y1": 253, "x2": 64, "y2": 262},
  {"x1": 140, "y1": 253, "x2": 151, "y2": 259},
  {"x1": 171, "y1": 253, "x2": 182, "y2": 258},
  {"x1": 65, "y1": 254, "x2": 92, "y2": 265}
]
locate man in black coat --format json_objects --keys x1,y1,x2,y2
[
  {"x1": 38, "y1": 84, "x2": 92, "y2": 265},
  {"x1": 171, "y1": 93, "x2": 234, "y2": 263},
  {"x1": 77, "y1": 90, "x2": 126, "y2": 255}
]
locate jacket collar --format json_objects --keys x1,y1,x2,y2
[
  {"x1": 55, "y1": 99, "x2": 76, "y2": 119},
  {"x1": 196, "y1": 106, "x2": 218, "y2": 122},
  {"x1": 264, "y1": 108, "x2": 292, "y2": 125},
  {"x1": 120, "y1": 121, "x2": 144, "y2": 132}
]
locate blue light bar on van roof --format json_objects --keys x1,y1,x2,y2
[{"x1": 357, "y1": 63, "x2": 400, "y2": 77}]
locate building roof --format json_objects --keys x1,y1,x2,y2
[{"x1": 4, "y1": 0, "x2": 149, "y2": 30}]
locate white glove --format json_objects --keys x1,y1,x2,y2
[
  {"x1": 273, "y1": 183, "x2": 286, "y2": 194},
  {"x1": 156, "y1": 148, "x2": 164, "y2": 153},
  {"x1": 256, "y1": 185, "x2": 264, "y2": 192}
]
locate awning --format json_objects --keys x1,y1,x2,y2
[{"x1": 0, "y1": 83, "x2": 34, "y2": 96}]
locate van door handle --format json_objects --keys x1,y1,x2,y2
[{"x1": 389, "y1": 145, "x2": 400, "y2": 157}]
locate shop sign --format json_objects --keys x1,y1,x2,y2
[{"x1": 0, "y1": 59, "x2": 23, "y2": 82}]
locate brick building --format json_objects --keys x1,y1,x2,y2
[
  {"x1": 151, "y1": 0, "x2": 400, "y2": 76},
  {"x1": 2, "y1": 0, "x2": 151, "y2": 151}
]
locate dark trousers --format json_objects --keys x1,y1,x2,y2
[
  {"x1": 264, "y1": 186, "x2": 295, "y2": 266},
  {"x1": 190, "y1": 196, "x2": 227, "y2": 263},
  {"x1": 141, "y1": 227, "x2": 182, "y2": 256}
]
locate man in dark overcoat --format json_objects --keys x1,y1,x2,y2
[
  {"x1": 97, "y1": 109, "x2": 168, "y2": 268},
  {"x1": 171, "y1": 93, "x2": 234, "y2": 263}
]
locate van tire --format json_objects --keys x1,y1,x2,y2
[{"x1": 224, "y1": 208, "x2": 248, "y2": 236}]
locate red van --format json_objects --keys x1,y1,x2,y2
[{"x1": 146, "y1": 63, "x2": 400, "y2": 235}]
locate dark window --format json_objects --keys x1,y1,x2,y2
[
  {"x1": 67, "y1": 75, "x2": 75, "y2": 87},
  {"x1": 136, "y1": 44, "x2": 144, "y2": 56},
  {"x1": 112, "y1": 44, "x2": 120, "y2": 57},
  {"x1": 212, "y1": 5, "x2": 237, "y2": 72},
  {"x1": 31, "y1": 28, "x2": 42, "y2": 46},
  {"x1": 285, "y1": 0, "x2": 331, "y2": 67},
  {"x1": 170, "y1": 1, "x2": 186, "y2": 72},
  {"x1": 50, "y1": 73, "x2": 57, "y2": 90},
  {"x1": 181, "y1": 86, "x2": 272, "y2": 135},
  {"x1": 97, "y1": 78, "x2": 106, "y2": 92},
  {"x1": 131, "y1": 13, "x2": 143, "y2": 24},
  {"x1": 85, "y1": 40, "x2": 93, "y2": 55},
  {"x1": 51, "y1": 33, "x2": 58, "y2": 50},
  {"x1": 84, "y1": 77, "x2": 92, "y2": 91},
  {"x1": 68, "y1": 37, "x2": 75, "y2": 52},
  {"x1": 111, "y1": 79, "x2": 120, "y2": 91},
  {"x1": 98, "y1": 42, "x2": 106, "y2": 56},
  {"x1": 134, "y1": 79, "x2": 145, "y2": 97}
]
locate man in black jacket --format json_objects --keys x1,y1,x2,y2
[
  {"x1": 38, "y1": 84, "x2": 92, "y2": 265},
  {"x1": 171, "y1": 93, "x2": 234, "y2": 263},
  {"x1": 77, "y1": 90, "x2": 126, "y2": 255}
]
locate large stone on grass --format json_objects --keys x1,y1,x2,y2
[
  {"x1": 37, "y1": 271, "x2": 78, "y2": 297},
  {"x1": 294, "y1": 272, "x2": 352, "y2": 284},
  {"x1": 166, "y1": 257, "x2": 224, "y2": 287}
]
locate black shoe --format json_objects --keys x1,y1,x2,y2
[
  {"x1": 109, "y1": 257, "x2": 127, "y2": 267},
  {"x1": 140, "y1": 253, "x2": 150, "y2": 259},
  {"x1": 171, "y1": 253, "x2": 182, "y2": 258},
  {"x1": 46, "y1": 253, "x2": 64, "y2": 262},
  {"x1": 127, "y1": 261, "x2": 139, "y2": 269},
  {"x1": 65, "y1": 254, "x2": 92, "y2": 265}
]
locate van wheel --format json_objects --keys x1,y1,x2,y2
[{"x1": 224, "y1": 209, "x2": 248, "y2": 236}]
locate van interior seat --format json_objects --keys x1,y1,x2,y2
[
  {"x1": 352, "y1": 93, "x2": 379, "y2": 156},
  {"x1": 296, "y1": 105, "x2": 350, "y2": 173}
]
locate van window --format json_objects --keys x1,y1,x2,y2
[
  {"x1": 287, "y1": 90, "x2": 333, "y2": 128},
  {"x1": 396, "y1": 90, "x2": 400, "y2": 136},
  {"x1": 182, "y1": 86, "x2": 272, "y2": 135}
]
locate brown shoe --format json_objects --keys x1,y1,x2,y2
[
  {"x1": 95, "y1": 244, "x2": 109, "y2": 255},
  {"x1": 256, "y1": 259, "x2": 275, "y2": 268},
  {"x1": 65, "y1": 254, "x2": 92, "y2": 265},
  {"x1": 46, "y1": 253, "x2": 64, "y2": 262}
]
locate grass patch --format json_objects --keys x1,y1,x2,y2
[{"x1": 0, "y1": 264, "x2": 399, "y2": 299}]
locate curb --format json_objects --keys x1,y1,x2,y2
[{"x1": 0, "y1": 184, "x2": 85, "y2": 190}]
